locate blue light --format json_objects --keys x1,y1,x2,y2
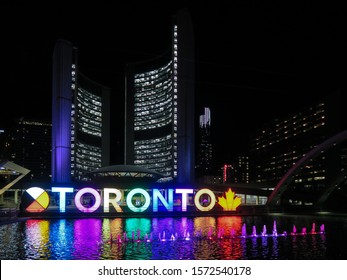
[
  {"x1": 152, "y1": 189, "x2": 174, "y2": 212},
  {"x1": 51, "y1": 187, "x2": 74, "y2": 212}
]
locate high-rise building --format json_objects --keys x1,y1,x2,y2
[
  {"x1": 52, "y1": 39, "x2": 110, "y2": 184},
  {"x1": 235, "y1": 155, "x2": 250, "y2": 183},
  {"x1": 221, "y1": 156, "x2": 250, "y2": 184},
  {"x1": 2, "y1": 118, "x2": 51, "y2": 182},
  {"x1": 249, "y1": 91, "x2": 347, "y2": 208},
  {"x1": 124, "y1": 9, "x2": 195, "y2": 184},
  {"x1": 196, "y1": 107, "x2": 212, "y2": 177}
]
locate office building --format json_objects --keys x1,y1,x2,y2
[
  {"x1": 52, "y1": 39, "x2": 110, "y2": 184},
  {"x1": 249, "y1": 91, "x2": 347, "y2": 208},
  {"x1": 196, "y1": 107, "x2": 213, "y2": 177},
  {"x1": 124, "y1": 9, "x2": 195, "y2": 184},
  {"x1": 1, "y1": 118, "x2": 51, "y2": 182}
]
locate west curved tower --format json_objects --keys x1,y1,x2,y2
[{"x1": 52, "y1": 39, "x2": 110, "y2": 184}]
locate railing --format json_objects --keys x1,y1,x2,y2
[{"x1": 0, "y1": 207, "x2": 18, "y2": 222}]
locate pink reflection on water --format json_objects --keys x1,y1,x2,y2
[{"x1": 73, "y1": 218, "x2": 102, "y2": 259}]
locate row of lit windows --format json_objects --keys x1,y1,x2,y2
[
  {"x1": 256, "y1": 148, "x2": 323, "y2": 168},
  {"x1": 135, "y1": 122, "x2": 172, "y2": 131},
  {"x1": 135, "y1": 87, "x2": 172, "y2": 104},
  {"x1": 135, "y1": 91, "x2": 172, "y2": 111},
  {"x1": 294, "y1": 175, "x2": 326, "y2": 183},
  {"x1": 78, "y1": 115, "x2": 101, "y2": 133},
  {"x1": 77, "y1": 87, "x2": 102, "y2": 106},
  {"x1": 135, "y1": 108, "x2": 171, "y2": 119},
  {"x1": 78, "y1": 112, "x2": 102, "y2": 125},
  {"x1": 135, "y1": 142, "x2": 173, "y2": 153},
  {"x1": 135, "y1": 154, "x2": 172, "y2": 165},
  {"x1": 135, "y1": 113, "x2": 171, "y2": 125},
  {"x1": 135, "y1": 75, "x2": 172, "y2": 92},
  {"x1": 135, "y1": 101, "x2": 172, "y2": 116},
  {"x1": 20, "y1": 121, "x2": 52, "y2": 127},
  {"x1": 135, "y1": 140, "x2": 173, "y2": 155},
  {"x1": 135, "y1": 77, "x2": 172, "y2": 96},
  {"x1": 274, "y1": 109, "x2": 325, "y2": 130},
  {"x1": 78, "y1": 105, "x2": 102, "y2": 123},
  {"x1": 135, "y1": 105, "x2": 172, "y2": 119},
  {"x1": 76, "y1": 103, "x2": 102, "y2": 120},
  {"x1": 74, "y1": 142, "x2": 102, "y2": 154},
  {"x1": 135, "y1": 134, "x2": 172, "y2": 146},
  {"x1": 75, "y1": 157, "x2": 100, "y2": 168},
  {"x1": 134, "y1": 113, "x2": 172, "y2": 131},
  {"x1": 94, "y1": 172, "x2": 155, "y2": 178},
  {"x1": 135, "y1": 151, "x2": 174, "y2": 161},
  {"x1": 76, "y1": 114, "x2": 102, "y2": 136},
  {"x1": 253, "y1": 122, "x2": 326, "y2": 150},
  {"x1": 135, "y1": 91, "x2": 172, "y2": 110},
  {"x1": 134, "y1": 61, "x2": 172, "y2": 79},
  {"x1": 252, "y1": 104, "x2": 326, "y2": 150},
  {"x1": 77, "y1": 89, "x2": 102, "y2": 117},
  {"x1": 134, "y1": 161, "x2": 173, "y2": 172}
]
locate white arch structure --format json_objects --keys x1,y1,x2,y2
[{"x1": 266, "y1": 129, "x2": 347, "y2": 206}]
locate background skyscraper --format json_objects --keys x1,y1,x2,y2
[
  {"x1": 124, "y1": 9, "x2": 195, "y2": 184},
  {"x1": 2, "y1": 118, "x2": 51, "y2": 183},
  {"x1": 249, "y1": 91, "x2": 347, "y2": 210},
  {"x1": 196, "y1": 107, "x2": 213, "y2": 177}
]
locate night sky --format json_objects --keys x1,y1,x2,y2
[{"x1": 1, "y1": 1, "x2": 346, "y2": 166}]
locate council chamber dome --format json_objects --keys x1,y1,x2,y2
[{"x1": 83, "y1": 164, "x2": 165, "y2": 187}]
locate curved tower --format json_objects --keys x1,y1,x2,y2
[
  {"x1": 125, "y1": 9, "x2": 195, "y2": 184},
  {"x1": 52, "y1": 39, "x2": 110, "y2": 184}
]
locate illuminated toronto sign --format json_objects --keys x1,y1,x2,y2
[{"x1": 22, "y1": 186, "x2": 241, "y2": 214}]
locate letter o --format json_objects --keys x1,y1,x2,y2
[
  {"x1": 126, "y1": 188, "x2": 150, "y2": 212},
  {"x1": 74, "y1": 188, "x2": 101, "y2": 213},
  {"x1": 194, "y1": 188, "x2": 216, "y2": 211}
]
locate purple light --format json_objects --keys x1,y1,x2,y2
[{"x1": 74, "y1": 188, "x2": 101, "y2": 213}]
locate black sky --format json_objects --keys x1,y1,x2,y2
[{"x1": 1, "y1": 1, "x2": 346, "y2": 165}]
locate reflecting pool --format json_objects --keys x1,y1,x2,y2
[{"x1": 1, "y1": 214, "x2": 346, "y2": 259}]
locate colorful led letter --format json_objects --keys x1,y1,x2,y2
[
  {"x1": 103, "y1": 188, "x2": 123, "y2": 212},
  {"x1": 175, "y1": 189, "x2": 193, "y2": 212},
  {"x1": 74, "y1": 187, "x2": 101, "y2": 213},
  {"x1": 194, "y1": 188, "x2": 216, "y2": 211},
  {"x1": 152, "y1": 189, "x2": 174, "y2": 212},
  {"x1": 126, "y1": 188, "x2": 151, "y2": 212},
  {"x1": 51, "y1": 187, "x2": 74, "y2": 213}
]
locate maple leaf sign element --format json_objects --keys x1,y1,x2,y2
[{"x1": 217, "y1": 188, "x2": 241, "y2": 211}]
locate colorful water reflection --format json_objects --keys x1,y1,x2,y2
[
  {"x1": 0, "y1": 215, "x2": 334, "y2": 260},
  {"x1": 24, "y1": 219, "x2": 50, "y2": 259},
  {"x1": 72, "y1": 218, "x2": 102, "y2": 259}
]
